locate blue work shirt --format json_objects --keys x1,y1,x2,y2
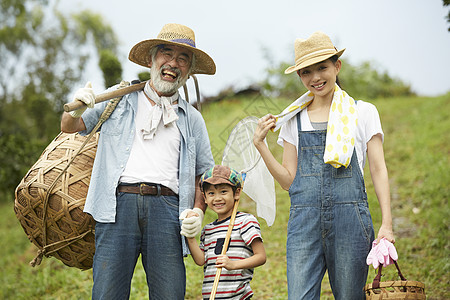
[{"x1": 80, "y1": 86, "x2": 214, "y2": 255}]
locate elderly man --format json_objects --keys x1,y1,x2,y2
[{"x1": 61, "y1": 23, "x2": 215, "y2": 299}]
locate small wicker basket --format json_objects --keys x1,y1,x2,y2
[
  {"x1": 14, "y1": 132, "x2": 98, "y2": 270},
  {"x1": 364, "y1": 260, "x2": 426, "y2": 299}
]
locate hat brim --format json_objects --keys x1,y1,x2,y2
[
  {"x1": 200, "y1": 177, "x2": 241, "y2": 192},
  {"x1": 202, "y1": 177, "x2": 233, "y2": 187},
  {"x1": 284, "y1": 48, "x2": 345, "y2": 74},
  {"x1": 129, "y1": 39, "x2": 216, "y2": 75}
]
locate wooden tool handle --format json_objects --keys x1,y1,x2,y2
[
  {"x1": 63, "y1": 81, "x2": 147, "y2": 112},
  {"x1": 209, "y1": 198, "x2": 240, "y2": 300}
]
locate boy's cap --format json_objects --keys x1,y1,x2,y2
[{"x1": 200, "y1": 165, "x2": 243, "y2": 191}]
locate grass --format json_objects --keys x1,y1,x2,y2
[{"x1": 1, "y1": 93, "x2": 449, "y2": 299}]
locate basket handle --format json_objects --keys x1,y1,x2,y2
[{"x1": 372, "y1": 260, "x2": 407, "y2": 289}]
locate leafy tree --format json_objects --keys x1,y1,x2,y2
[
  {"x1": 138, "y1": 71, "x2": 151, "y2": 82},
  {"x1": 72, "y1": 10, "x2": 122, "y2": 86},
  {"x1": 0, "y1": 0, "x2": 122, "y2": 202},
  {"x1": 99, "y1": 49, "x2": 123, "y2": 87}
]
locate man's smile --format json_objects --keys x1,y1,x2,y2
[{"x1": 160, "y1": 66, "x2": 180, "y2": 82}]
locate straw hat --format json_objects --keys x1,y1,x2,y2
[
  {"x1": 284, "y1": 31, "x2": 345, "y2": 74},
  {"x1": 129, "y1": 23, "x2": 216, "y2": 75}
]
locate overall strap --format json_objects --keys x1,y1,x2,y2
[{"x1": 296, "y1": 112, "x2": 302, "y2": 131}]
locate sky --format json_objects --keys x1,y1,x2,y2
[{"x1": 60, "y1": 0, "x2": 450, "y2": 99}]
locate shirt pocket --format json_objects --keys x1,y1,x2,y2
[{"x1": 101, "y1": 107, "x2": 125, "y2": 136}]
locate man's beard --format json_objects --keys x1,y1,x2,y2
[{"x1": 150, "y1": 64, "x2": 189, "y2": 95}]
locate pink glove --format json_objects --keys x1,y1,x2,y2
[
  {"x1": 366, "y1": 238, "x2": 398, "y2": 269},
  {"x1": 380, "y1": 238, "x2": 398, "y2": 266},
  {"x1": 366, "y1": 242, "x2": 383, "y2": 269}
]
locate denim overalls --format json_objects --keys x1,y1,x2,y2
[{"x1": 286, "y1": 113, "x2": 374, "y2": 299}]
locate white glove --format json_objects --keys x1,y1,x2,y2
[
  {"x1": 69, "y1": 81, "x2": 96, "y2": 118},
  {"x1": 179, "y1": 208, "x2": 204, "y2": 238}
]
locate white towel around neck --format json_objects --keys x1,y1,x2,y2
[
  {"x1": 273, "y1": 84, "x2": 358, "y2": 168},
  {"x1": 141, "y1": 81, "x2": 179, "y2": 140}
]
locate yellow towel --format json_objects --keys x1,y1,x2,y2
[{"x1": 273, "y1": 84, "x2": 357, "y2": 168}]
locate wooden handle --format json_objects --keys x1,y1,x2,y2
[
  {"x1": 209, "y1": 198, "x2": 240, "y2": 300},
  {"x1": 63, "y1": 81, "x2": 147, "y2": 112}
]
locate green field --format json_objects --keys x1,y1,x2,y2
[{"x1": 1, "y1": 93, "x2": 449, "y2": 299}]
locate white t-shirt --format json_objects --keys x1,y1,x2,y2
[
  {"x1": 119, "y1": 91, "x2": 181, "y2": 193},
  {"x1": 277, "y1": 100, "x2": 384, "y2": 174}
]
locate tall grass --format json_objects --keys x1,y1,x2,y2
[{"x1": 1, "y1": 93, "x2": 448, "y2": 299}]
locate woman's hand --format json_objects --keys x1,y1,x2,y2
[
  {"x1": 376, "y1": 224, "x2": 395, "y2": 244},
  {"x1": 253, "y1": 114, "x2": 276, "y2": 148}
]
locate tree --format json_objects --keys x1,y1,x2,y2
[
  {"x1": 444, "y1": 0, "x2": 450, "y2": 31},
  {"x1": 99, "y1": 49, "x2": 123, "y2": 87},
  {"x1": 0, "y1": 0, "x2": 122, "y2": 202},
  {"x1": 72, "y1": 10, "x2": 122, "y2": 86}
]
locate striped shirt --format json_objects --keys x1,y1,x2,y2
[{"x1": 200, "y1": 212, "x2": 262, "y2": 300}]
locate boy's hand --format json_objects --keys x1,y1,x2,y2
[
  {"x1": 216, "y1": 255, "x2": 236, "y2": 270},
  {"x1": 179, "y1": 208, "x2": 204, "y2": 238}
]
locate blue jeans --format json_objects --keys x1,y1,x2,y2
[
  {"x1": 92, "y1": 191, "x2": 185, "y2": 300},
  {"x1": 286, "y1": 114, "x2": 374, "y2": 300}
]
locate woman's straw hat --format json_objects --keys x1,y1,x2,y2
[
  {"x1": 285, "y1": 31, "x2": 345, "y2": 74},
  {"x1": 129, "y1": 23, "x2": 216, "y2": 75}
]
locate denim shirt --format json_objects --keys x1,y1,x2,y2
[{"x1": 80, "y1": 87, "x2": 214, "y2": 255}]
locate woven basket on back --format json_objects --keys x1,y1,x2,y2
[
  {"x1": 364, "y1": 260, "x2": 426, "y2": 299},
  {"x1": 14, "y1": 132, "x2": 98, "y2": 270},
  {"x1": 13, "y1": 80, "x2": 132, "y2": 270}
]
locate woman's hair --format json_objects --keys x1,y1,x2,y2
[{"x1": 329, "y1": 55, "x2": 341, "y2": 87}]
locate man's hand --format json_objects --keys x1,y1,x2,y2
[
  {"x1": 69, "y1": 82, "x2": 95, "y2": 118},
  {"x1": 179, "y1": 207, "x2": 204, "y2": 238}
]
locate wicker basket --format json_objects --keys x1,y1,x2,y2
[
  {"x1": 364, "y1": 260, "x2": 426, "y2": 299},
  {"x1": 14, "y1": 132, "x2": 98, "y2": 270}
]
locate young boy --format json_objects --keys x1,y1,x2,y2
[{"x1": 182, "y1": 165, "x2": 266, "y2": 300}]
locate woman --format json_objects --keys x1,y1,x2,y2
[{"x1": 253, "y1": 31, "x2": 395, "y2": 299}]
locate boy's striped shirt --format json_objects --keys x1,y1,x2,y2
[{"x1": 199, "y1": 212, "x2": 262, "y2": 300}]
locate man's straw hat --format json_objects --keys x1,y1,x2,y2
[
  {"x1": 285, "y1": 31, "x2": 345, "y2": 74},
  {"x1": 129, "y1": 23, "x2": 216, "y2": 75}
]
